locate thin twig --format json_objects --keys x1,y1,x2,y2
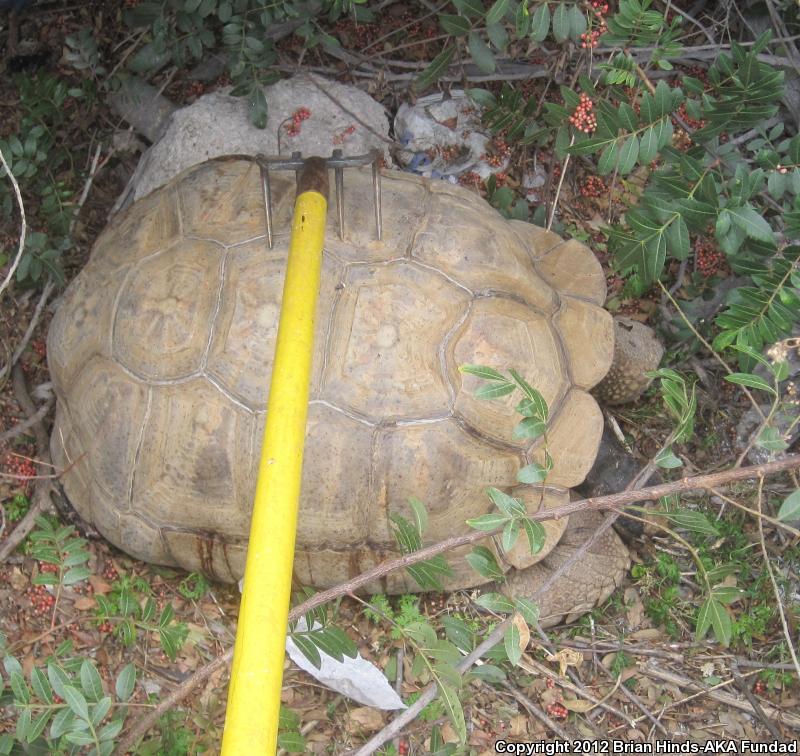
[
  {"x1": 755, "y1": 476, "x2": 800, "y2": 680},
  {"x1": 499, "y1": 681, "x2": 571, "y2": 739},
  {"x1": 0, "y1": 366, "x2": 53, "y2": 562},
  {"x1": 0, "y1": 145, "x2": 27, "y2": 300},
  {"x1": 0, "y1": 398, "x2": 53, "y2": 445}
]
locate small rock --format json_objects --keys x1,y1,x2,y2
[
  {"x1": 128, "y1": 73, "x2": 390, "y2": 202},
  {"x1": 593, "y1": 316, "x2": 664, "y2": 405}
]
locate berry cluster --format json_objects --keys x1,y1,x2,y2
[
  {"x1": 695, "y1": 238, "x2": 725, "y2": 277},
  {"x1": 458, "y1": 171, "x2": 483, "y2": 187},
  {"x1": 435, "y1": 144, "x2": 462, "y2": 164},
  {"x1": 332, "y1": 124, "x2": 357, "y2": 145},
  {"x1": 284, "y1": 107, "x2": 312, "y2": 137},
  {"x1": 27, "y1": 584, "x2": 55, "y2": 616},
  {"x1": 675, "y1": 102, "x2": 706, "y2": 130},
  {"x1": 183, "y1": 81, "x2": 206, "y2": 102},
  {"x1": 753, "y1": 680, "x2": 767, "y2": 695},
  {"x1": 569, "y1": 93, "x2": 597, "y2": 133},
  {"x1": 32, "y1": 339, "x2": 46, "y2": 359},
  {"x1": 98, "y1": 620, "x2": 113, "y2": 633},
  {"x1": 3, "y1": 452, "x2": 36, "y2": 492},
  {"x1": 102, "y1": 562, "x2": 119, "y2": 581},
  {"x1": 580, "y1": 174, "x2": 606, "y2": 197},
  {"x1": 547, "y1": 701, "x2": 569, "y2": 719},
  {"x1": 581, "y1": 0, "x2": 609, "y2": 48}
]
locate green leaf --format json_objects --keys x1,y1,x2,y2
[
  {"x1": 114, "y1": 665, "x2": 134, "y2": 703},
  {"x1": 30, "y1": 666, "x2": 53, "y2": 704},
  {"x1": 440, "y1": 14, "x2": 471, "y2": 35},
  {"x1": 696, "y1": 598, "x2": 732, "y2": 646},
  {"x1": 468, "y1": 32, "x2": 495, "y2": 73},
  {"x1": 439, "y1": 683, "x2": 467, "y2": 743},
  {"x1": 529, "y1": 2, "x2": 550, "y2": 41},
  {"x1": 10, "y1": 671, "x2": 30, "y2": 704},
  {"x1": 442, "y1": 616, "x2": 475, "y2": 652},
  {"x1": 778, "y1": 490, "x2": 800, "y2": 522},
  {"x1": 98, "y1": 718, "x2": 124, "y2": 742},
  {"x1": 80, "y1": 660, "x2": 104, "y2": 702},
  {"x1": 515, "y1": 597, "x2": 540, "y2": 625},
  {"x1": 487, "y1": 487, "x2": 526, "y2": 517},
  {"x1": 513, "y1": 417, "x2": 547, "y2": 439},
  {"x1": 568, "y1": 3, "x2": 586, "y2": 38},
  {"x1": 465, "y1": 546, "x2": 505, "y2": 580},
  {"x1": 62, "y1": 684, "x2": 89, "y2": 721},
  {"x1": 654, "y1": 447, "x2": 682, "y2": 469},
  {"x1": 475, "y1": 592, "x2": 515, "y2": 613},
  {"x1": 662, "y1": 510, "x2": 720, "y2": 536},
  {"x1": 459, "y1": 364, "x2": 509, "y2": 382},
  {"x1": 552, "y1": 3, "x2": 569, "y2": 42},
  {"x1": 90, "y1": 696, "x2": 113, "y2": 727},
  {"x1": 502, "y1": 518, "x2": 520, "y2": 551},
  {"x1": 598, "y1": 141, "x2": 620, "y2": 175},
  {"x1": 49, "y1": 708, "x2": 75, "y2": 739},
  {"x1": 504, "y1": 621, "x2": 523, "y2": 666},
  {"x1": 16, "y1": 708, "x2": 31, "y2": 743},
  {"x1": 47, "y1": 663, "x2": 70, "y2": 700},
  {"x1": 521, "y1": 517, "x2": 546, "y2": 555},
  {"x1": 724, "y1": 373, "x2": 777, "y2": 395},
  {"x1": 468, "y1": 663, "x2": 506, "y2": 683},
  {"x1": 278, "y1": 731, "x2": 307, "y2": 752},
  {"x1": 474, "y1": 381, "x2": 516, "y2": 400},
  {"x1": 665, "y1": 217, "x2": 690, "y2": 260},
  {"x1": 466, "y1": 512, "x2": 509, "y2": 531},
  {"x1": 517, "y1": 462, "x2": 549, "y2": 484},
  {"x1": 26, "y1": 710, "x2": 51, "y2": 744},
  {"x1": 408, "y1": 497, "x2": 428, "y2": 534},
  {"x1": 728, "y1": 206, "x2": 774, "y2": 243},
  {"x1": 416, "y1": 45, "x2": 456, "y2": 90},
  {"x1": 618, "y1": 135, "x2": 639, "y2": 174},
  {"x1": 292, "y1": 633, "x2": 322, "y2": 669},
  {"x1": 63, "y1": 566, "x2": 91, "y2": 586},
  {"x1": 486, "y1": 0, "x2": 511, "y2": 25}
]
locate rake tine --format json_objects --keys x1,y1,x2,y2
[
  {"x1": 260, "y1": 162, "x2": 274, "y2": 250},
  {"x1": 332, "y1": 149, "x2": 345, "y2": 241},
  {"x1": 372, "y1": 154, "x2": 382, "y2": 241}
]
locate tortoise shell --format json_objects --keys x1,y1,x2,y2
[{"x1": 48, "y1": 160, "x2": 614, "y2": 594}]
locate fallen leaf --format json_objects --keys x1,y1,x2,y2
[
  {"x1": 73, "y1": 596, "x2": 96, "y2": 611},
  {"x1": 512, "y1": 612, "x2": 530, "y2": 654},
  {"x1": 9, "y1": 567, "x2": 27, "y2": 591},
  {"x1": 628, "y1": 628, "x2": 662, "y2": 641},
  {"x1": 510, "y1": 714, "x2": 529, "y2": 737},
  {"x1": 347, "y1": 706, "x2": 384, "y2": 732},
  {"x1": 546, "y1": 648, "x2": 584, "y2": 677},
  {"x1": 88, "y1": 575, "x2": 112, "y2": 594},
  {"x1": 562, "y1": 697, "x2": 594, "y2": 713}
]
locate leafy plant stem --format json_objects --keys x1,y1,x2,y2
[
  {"x1": 658, "y1": 281, "x2": 766, "y2": 420},
  {"x1": 754, "y1": 476, "x2": 800, "y2": 679}
]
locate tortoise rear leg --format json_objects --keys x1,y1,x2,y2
[{"x1": 500, "y1": 510, "x2": 630, "y2": 628}]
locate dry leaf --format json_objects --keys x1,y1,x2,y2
[
  {"x1": 347, "y1": 706, "x2": 384, "y2": 732},
  {"x1": 628, "y1": 628, "x2": 662, "y2": 641},
  {"x1": 512, "y1": 612, "x2": 530, "y2": 654},
  {"x1": 510, "y1": 714, "x2": 529, "y2": 737},
  {"x1": 73, "y1": 596, "x2": 96, "y2": 611},
  {"x1": 546, "y1": 648, "x2": 584, "y2": 677},
  {"x1": 9, "y1": 567, "x2": 27, "y2": 591},
  {"x1": 562, "y1": 697, "x2": 595, "y2": 713},
  {"x1": 88, "y1": 575, "x2": 112, "y2": 594}
]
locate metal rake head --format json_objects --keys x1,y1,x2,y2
[{"x1": 256, "y1": 149, "x2": 383, "y2": 249}]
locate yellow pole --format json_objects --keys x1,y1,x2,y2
[{"x1": 221, "y1": 159, "x2": 329, "y2": 754}]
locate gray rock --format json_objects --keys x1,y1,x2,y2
[{"x1": 127, "y1": 74, "x2": 390, "y2": 203}]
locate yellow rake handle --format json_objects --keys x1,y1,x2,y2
[{"x1": 221, "y1": 160, "x2": 329, "y2": 754}]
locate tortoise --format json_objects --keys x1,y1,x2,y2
[{"x1": 47, "y1": 159, "x2": 629, "y2": 626}]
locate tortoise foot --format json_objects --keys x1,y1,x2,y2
[{"x1": 500, "y1": 510, "x2": 630, "y2": 628}]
